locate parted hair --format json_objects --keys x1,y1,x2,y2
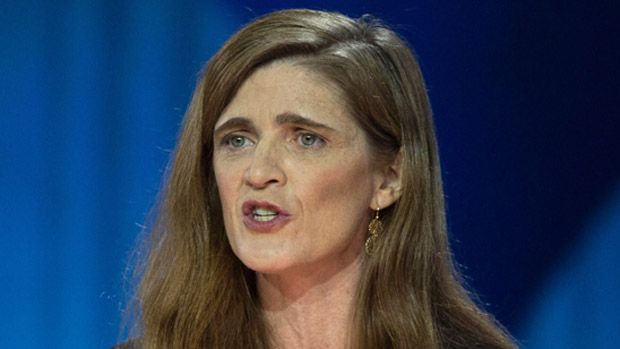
[{"x1": 129, "y1": 8, "x2": 517, "y2": 349}]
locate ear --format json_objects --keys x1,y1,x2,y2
[{"x1": 371, "y1": 148, "x2": 403, "y2": 210}]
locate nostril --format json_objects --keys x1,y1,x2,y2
[
  {"x1": 244, "y1": 163, "x2": 285, "y2": 189},
  {"x1": 243, "y1": 144, "x2": 286, "y2": 188}
]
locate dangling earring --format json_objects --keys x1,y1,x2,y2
[{"x1": 365, "y1": 208, "x2": 383, "y2": 255}]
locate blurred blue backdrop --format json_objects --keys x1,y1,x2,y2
[{"x1": 1, "y1": 1, "x2": 618, "y2": 347}]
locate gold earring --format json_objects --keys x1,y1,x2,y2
[{"x1": 365, "y1": 208, "x2": 383, "y2": 255}]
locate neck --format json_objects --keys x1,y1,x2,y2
[{"x1": 257, "y1": 253, "x2": 363, "y2": 349}]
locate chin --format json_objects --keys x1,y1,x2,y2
[
  {"x1": 240, "y1": 259, "x2": 297, "y2": 275},
  {"x1": 233, "y1": 247, "x2": 299, "y2": 275}
]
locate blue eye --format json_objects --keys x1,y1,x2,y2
[
  {"x1": 226, "y1": 135, "x2": 250, "y2": 148},
  {"x1": 298, "y1": 133, "x2": 323, "y2": 147}
]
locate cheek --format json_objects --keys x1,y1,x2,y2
[
  {"x1": 214, "y1": 161, "x2": 241, "y2": 211},
  {"x1": 302, "y1": 158, "x2": 374, "y2": 219}
]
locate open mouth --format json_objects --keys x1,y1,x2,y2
[
  {"x1": 242, "y1": 200, "x2": 290, "y2": 230},
  {"x1": 252, "y1": 207, "x2": 279, "y2": 222}
]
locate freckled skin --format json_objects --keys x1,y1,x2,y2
[{"x1": 213, "y1": 62, "x2": 384, "y2": 277}]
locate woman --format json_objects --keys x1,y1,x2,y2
[{"x1": 126, "y1": 8, "x2": 517, "y2": 349}]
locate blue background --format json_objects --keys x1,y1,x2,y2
[{"x1": 1, "y1": 1, "x2": 618, "y2": 347}]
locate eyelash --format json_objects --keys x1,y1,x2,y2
[
  {"x1": 295, "y1": 131, "x2": 325, "y2": 148},
  {"x1": 219, "y1": 130, "x2": 326, "y2": 150},
  {"x1": 221, "y1": 134, "x2": 253, "y2": 149}
]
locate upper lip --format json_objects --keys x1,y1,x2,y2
[{"x1": 242, "y1": 200, "x2": 291, "y2": 216}]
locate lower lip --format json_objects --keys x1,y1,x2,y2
[{"x1": 243, "y1": 213, "x2": 291, "y2": 233}]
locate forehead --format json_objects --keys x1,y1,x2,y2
[{"x1": 216, "y1": 62, "x2": 353, "y2": 129}]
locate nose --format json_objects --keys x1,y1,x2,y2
[{"x1": 243, "y1": 139, "x2": 286, "y2": 189}]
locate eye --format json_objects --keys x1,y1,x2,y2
[
  {"x1": 223, "y1": 135, "x2": 253, "y2": 149},
  {"x1": 297, "y1": 132, "x2": 324, "y2": 148}
]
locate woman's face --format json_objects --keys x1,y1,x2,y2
[{"x1": 213, "y1": 62, "x2": 384, "y2": 275}]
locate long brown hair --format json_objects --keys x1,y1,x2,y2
[{"x1": 131, "y1": 9, "x2": 517, "y2": 348}]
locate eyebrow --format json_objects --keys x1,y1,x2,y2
[
  {"x1": 213, "y1": 117, "x2": 257, "y2": 138},
  {"x1": 215, "y1": 112, "x2": 335, "y2": 137},
  {"x1": 275, "y1": 112, "x2": 335, "y2": 131}
]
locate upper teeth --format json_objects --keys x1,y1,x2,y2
[
  {"x1": 253, "y1": 208, "x2": 277, "y2": 216},
  {"x1": 253, "y1": 207, "x2": 278, "y2": 222}
]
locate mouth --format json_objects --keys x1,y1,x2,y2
[
  {"x1": 241, "y1": 200, "x2": 291, "y2": 232},
  {"x1": 252, "y1": 207, "x2": 279, "y2": 222}
]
